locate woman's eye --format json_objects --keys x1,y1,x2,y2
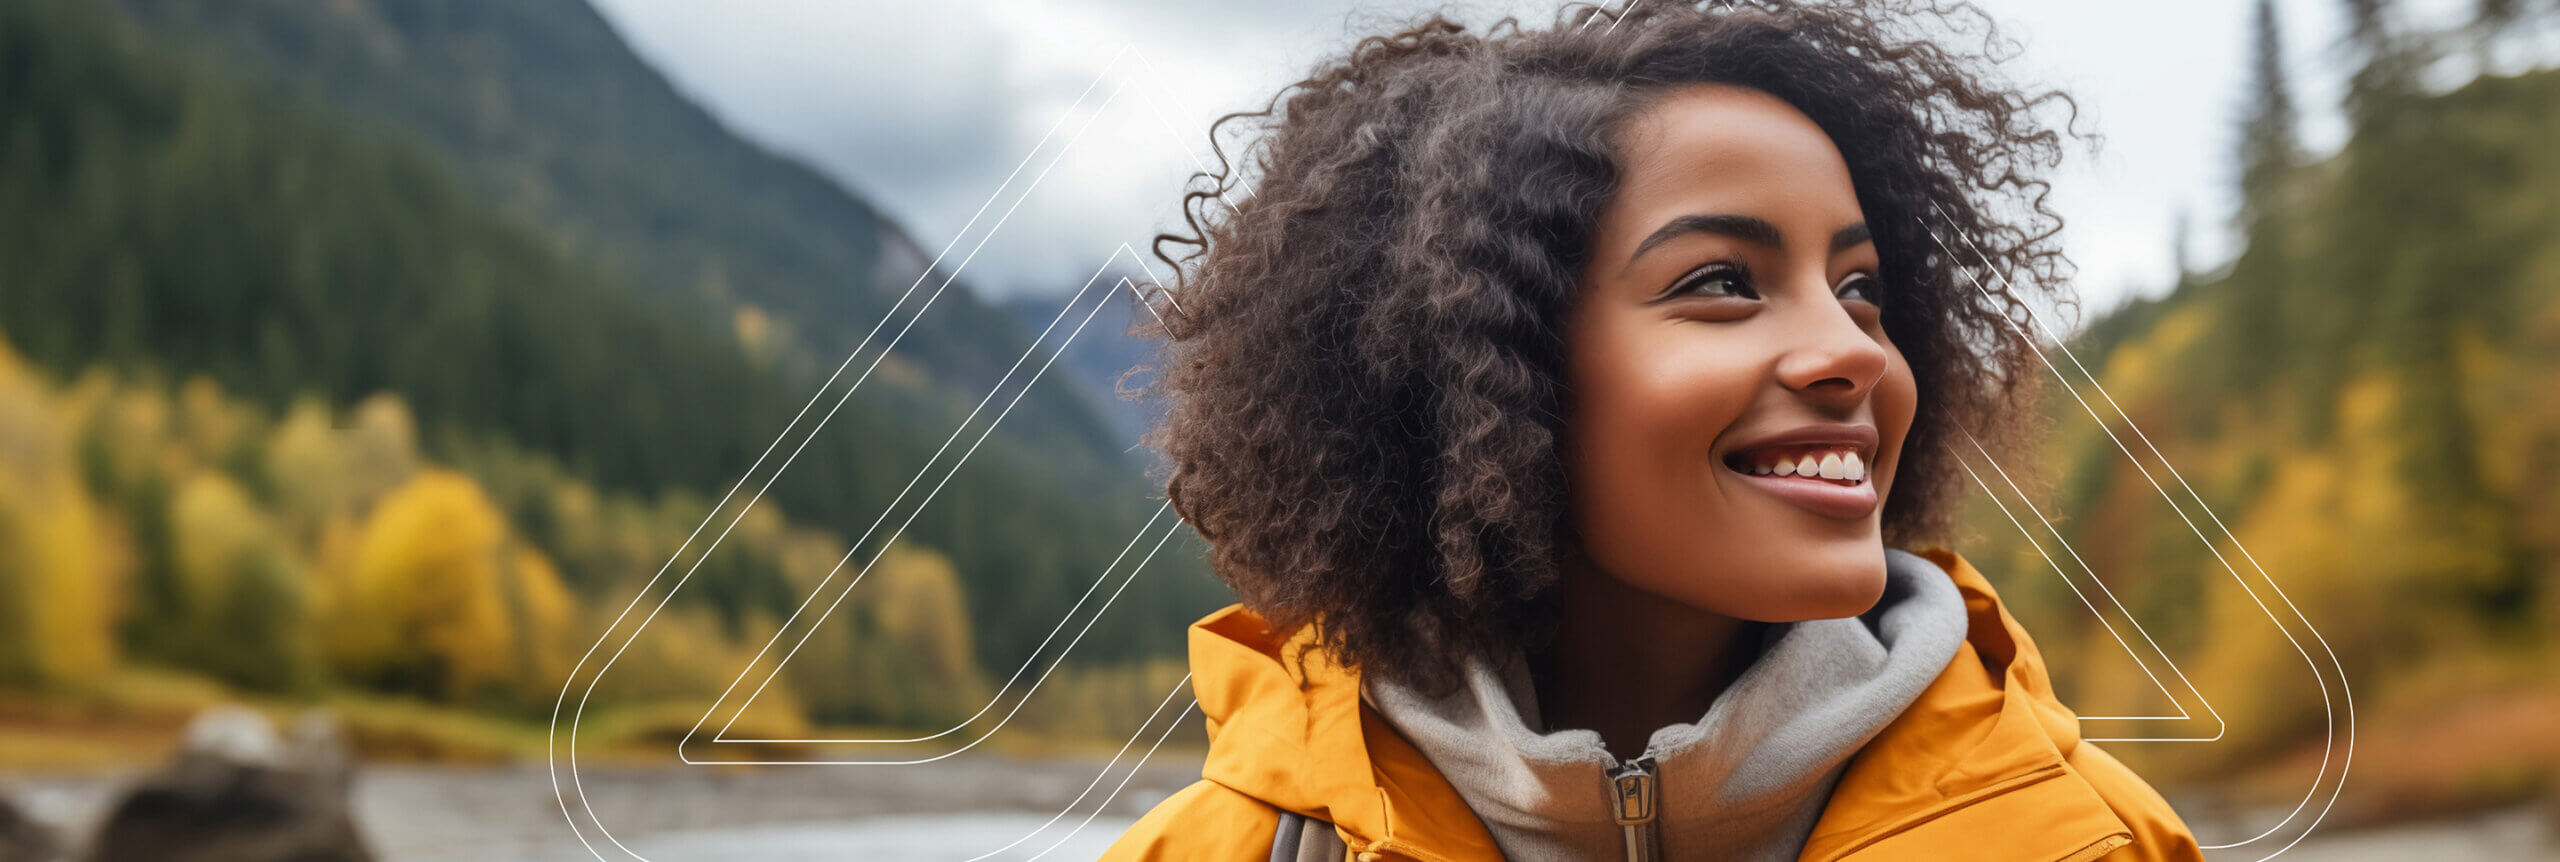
[
  {"x1": 1836, "y1": 272, "x2": 1884, "y2": 305},
  {"x1": 1668, "y1": 263, "x2": 1756, "y2": 300}
]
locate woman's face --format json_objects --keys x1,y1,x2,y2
[{"x1": 1562, "y1": 83, "x2": 1918, "y2": 622}]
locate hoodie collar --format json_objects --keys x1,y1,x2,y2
[
  {"x1": 1182, "y1": 546, "x2": 2133, "y2": 862},
  {"x1": 1796, "y1": 547, "x2": 2135, "y2": 861},
  {"x1": 1358, "y1": 546, "x2": 1973, "y2": 861},
  {"x1": 1188, "y1": 606, "x2": 1503, "y2": 861}
]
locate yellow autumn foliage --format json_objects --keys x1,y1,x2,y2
[
  {"x1": 870, "y1": 540, "x2": 980, "y2": 694},
  {"x1": 263, "y1": 397, "x2": 351, "y2": 541},
  {"x1": 170, "y1": 473, "x2": 275, "y2": 610},
  {"x1": 504, "y1": 545, "x2": 578, "y2": 694},
  {"x1": 335, "y1": 468, "x2": 522, "y2": 701},
  {"x1": 345, "y1": 393, "x2": 422, "y2": 503},
  {"x1": 0, "y1": 327, "x2": 1024, "y2": 738},
  {"x1": 175, "y1": 376, "x2": 262, "y2": 471},
  {"x1": 0, "y1": 339, "x2": 122, "y2": 685},
  {"x1": 2087, "y1": 300, "x2": 2214, "y2": 411}
]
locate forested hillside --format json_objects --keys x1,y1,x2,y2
[
  {"x1": 102, "y1": 0, "x2": 1137, "y2": 497},
  {"x1": 1965, "y1": 12, "x2": 2560, "y2": 816},
  {"x1": 0, "y1": 0, "x2": 1225, "y2": 752}
]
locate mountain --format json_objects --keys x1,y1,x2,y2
[
  {"x1": 0, "y1": 0, "x2": 1224, "y2": 675},
  {"x1": 998, "y1": 270, "x2": 1170, "y2": 460},
  {"x1": 106, "y1": 0, "x2": 1140, "y2": 499}
]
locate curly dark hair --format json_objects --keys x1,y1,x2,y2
[{"x1": 1128, "y1": 0, "x2": 2092, "y2": 690}]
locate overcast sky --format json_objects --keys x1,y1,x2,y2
[{"x1": 582, "y1": 0, "x2": 2475, "y2": 324}]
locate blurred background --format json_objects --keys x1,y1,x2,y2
[{"x1": 0, "y1": 0, "x2": 2554, "y2": 860}]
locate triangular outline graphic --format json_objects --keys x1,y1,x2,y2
[
  {"x1": 550, "y1": 46, "x2": 1238, "y2": 862},
  {"x1": 667, "y1": 43, "x2": 1247, "y2": 757},
  {"x1": 1922, "y1": 201, "x2": 2353, "y2": 855},
  {"x1": 696, "y1": 259, "x2": 1169, "y2": 750},
  {"x1": 1957, "y1": 435, "x2": 2216, "y2": 733}
]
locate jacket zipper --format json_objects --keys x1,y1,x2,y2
[{"x1": 1607, "y1": 755, "x2": 1661, "y2": 862}]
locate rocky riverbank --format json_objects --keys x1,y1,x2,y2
[{"x1": 1, "y1": 707, "x2": 1200, "y2": 862}]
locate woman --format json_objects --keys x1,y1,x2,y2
[{"x1": 1107, "y1": 1, "x2": 2204, "y2": 859}]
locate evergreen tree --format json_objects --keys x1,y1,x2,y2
[
  {"x1": 2464, "y1": 0, "x2": 2560, "y2": 74},
  {"x1": 2213, "y1": 0, "x2": 2304, "y2": 395},
  {"x1": 2340, "y1": 0, "x2": 2432, "y2": 130},
  {"x1": 2473, "y1": 0, "x2": 2525, "y2": 49},
  {"x1": 2237, "y1": 0, "x2": 2302, "y2": 235},
  {"x1": 2170, "y1": 206, "x2": 2196, "y2": 296}
]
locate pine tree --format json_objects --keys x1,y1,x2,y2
[
  {"x1": 2464, "y1": 0, "x2": 2560, "y2": 74},
  {"x1": 2170, "y1": 206, "x2": 2196, "y2": 295},
  {"x1": 2237, "y1": 0, "x2": 2302, "y2": 235},
  {"x1": 2340, "y1": 0, "x2": 2431, "y2": 130},
  {"x1": 2215, "y1": 0, "x2": 2304, "y2": 393}
]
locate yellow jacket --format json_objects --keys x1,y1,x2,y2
[{"x1": 1102, "y1": 547, "x2": 2204, "y2": 861}]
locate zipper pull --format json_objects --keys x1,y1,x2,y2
[{"x1": 1607, "y1": 755, "x2": 1661, "y2": 862}]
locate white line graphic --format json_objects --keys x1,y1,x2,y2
[
  {"x1": 689, "y1": 512, "x2": 1186, "y2": 763},
  {"x1": 1924, "y1": 200, "x2": 2353, "y2": 857},
  {"x1": 1955, "y1": 430, "x2": 2219, "y2": 731},
  {"x1": 551, "y1": 43, "x2": 1240, "y2": 860},
  {"x1": 959, "y1": 676, "x2": 1196, "y2": 862},
  {"x1": 697, "y1": 263, "x2": 1149, "y2": 745},
  {"x1": 1021, "y1": 700, "x2": 1201, "y2": 861}
]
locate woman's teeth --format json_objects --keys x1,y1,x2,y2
[{"x1": 1739, "y1": 447, "x2": 1866, "y2": 482}]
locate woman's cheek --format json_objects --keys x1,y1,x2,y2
[
  {"x1": 1874, "y1": 350, "x2": 1919, "y2": 500},
  {"x1": 1574, "y1": 331, "x2": 1744, "y2": 555}
]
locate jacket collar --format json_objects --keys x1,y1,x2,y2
[
  {"x1": 1796, "y1": 547, "x2": 2135, "y2": 861},
  {"x1": 1189, "y1": 606, "x2": 1504, "y2": 861},
  {"x1": 1184, "y1": 546, "x2": 2133, "y2": 861}
]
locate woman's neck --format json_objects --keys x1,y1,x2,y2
[{"x1": 1531, "y1": 553, "x2": 1769, "y2": 761}]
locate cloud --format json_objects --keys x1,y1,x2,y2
[
  {"x1": 586, "y1": 0, "x2": 2385, "y2": 314},
  {"x1": 590, "y1": 0, "x2": 1574, "y2": 297}
]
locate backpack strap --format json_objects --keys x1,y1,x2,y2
[
  {"x1": 1270, "y1": 810, "x2": 1350, "y2": 862},
  {"x1": 1268, "y1": 811, "x2": 1305, "y2": 862}
]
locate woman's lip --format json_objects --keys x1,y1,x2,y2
[{"x1": 1728, "y1": 464, "x2": 1877, "y2": 520}]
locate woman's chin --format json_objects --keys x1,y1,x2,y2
[{"x1": 1753, "y1": 551, "x2": 1891, "y2": 621}]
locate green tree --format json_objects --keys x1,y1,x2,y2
[{"x1": 2237, "y1": 0, "x2": 2302, "y2": 235}]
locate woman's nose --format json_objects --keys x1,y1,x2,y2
[{"x1": 1771, "y1": 285, "x2": 1890, "y2": 402}]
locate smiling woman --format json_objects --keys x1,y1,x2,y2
[
  {"x1": 1107, "y1": 1, "x2": 2202, "y2": 860},
  {"x1": 1563, "y1": 83, "x2": 1912, "y2": 643}
]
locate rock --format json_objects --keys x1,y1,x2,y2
[
  {"x1": 0, "y1": 788, "x2": 62, "y2": 862},
  {"x1": 86, "y1": 706, "x2": 372, "y2": 862}
]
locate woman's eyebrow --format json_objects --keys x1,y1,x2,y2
[{"x1": 1620, "y1": 214, "x2": 1871, "y2": 275}]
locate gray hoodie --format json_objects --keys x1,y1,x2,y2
[{"x1": 1361, "y1": 547, "x2": 1970, "y2": 861}]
